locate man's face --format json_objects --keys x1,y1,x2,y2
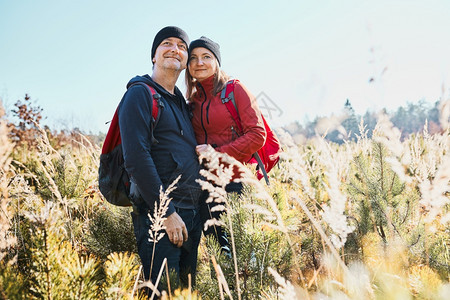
[{"x1": 153, "y1": 37, "x2": 188, "y2": 71}]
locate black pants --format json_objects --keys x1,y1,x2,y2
[
  {"x1": 199, "y1": 182, "x2": 243, "y2": 255},
  {"x1": 131, "y1": 206, "x2": 202, "y2": 290}
]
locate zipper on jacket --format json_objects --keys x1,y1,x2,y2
[
  {"x1": 166, "y1": 96, "x2": 185, "y2": 137},
  {"x1": 198, "y1": 83, "x2": 209, "y2": 144},
  {"x1": 206, "y1": 98, "x2": 212, "y2": 124},
  {"x1": 231, "y1": 125, "x2": 240, "y2": 140}
]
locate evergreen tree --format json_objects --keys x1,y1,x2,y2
[
  {"x1": 342, "y1": 99, "x2": 359, "y2": 141},
  {"x1": 362, "y1": 111, "x2": 377, "y2": 138},
  {"x1": 428, "y1": 100, "x2": 441, "y2": 124}
]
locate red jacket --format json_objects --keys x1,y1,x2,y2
[{"x1": 190, "y1": 75, "x2": 266, "y2": 164}]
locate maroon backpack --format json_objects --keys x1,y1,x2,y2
[
  {"x1": 220, "y1": 80, "x2": 282, "y2": 185},
  {"x1": 98, "y1": 83, "x2": 161, "y2": 206}
]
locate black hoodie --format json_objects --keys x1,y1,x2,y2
[{"x1": 118, "y1": 75, "x2": 202, "y2": 216}]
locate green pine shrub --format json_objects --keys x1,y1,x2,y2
[
  {"x1": 196, "y1": 186, "x2": 293, "y2": 299},
  {"x1": 83, "y1": 203, "x2": 137, "y2": 259}
]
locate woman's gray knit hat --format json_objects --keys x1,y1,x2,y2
[{"x1": 189, "y1": 36, "x2": 221, "y2": 66}]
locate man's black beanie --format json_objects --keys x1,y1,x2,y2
[
  {"x1": 189, "y1": 36, "x2": 221, "y2": 66},
  {"x1": 151, "y1": 26, "x2": 190, "y2": 62}
]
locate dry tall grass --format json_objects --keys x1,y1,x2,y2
[
  {"x1": 0, "y1": 102, "x2": 16, "y2": 265},
  {"x1": 0, "y1": 97, "x2": 449, "y2": 299}
]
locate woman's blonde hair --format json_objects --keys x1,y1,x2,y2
[{"x1": 185, "y1": 58, "x2": 230, "y2": 101}]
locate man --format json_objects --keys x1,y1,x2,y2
[{"x1": 118, "y1": 26, "x2": 203, "y2": 289}]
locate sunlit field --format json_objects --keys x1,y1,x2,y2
[{"x1": 1, "y1": 98, "x2": 449, "y2": 299}]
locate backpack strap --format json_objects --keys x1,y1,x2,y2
[
  {"x1": 220, "y1": 80, "x2": 270, "y2": 185},
  {"x1": 221, "y1": 80, "x2": 243, "y2": 134},
  {"x1": 129, "y1": 82, "x2": 162, "y2": 144}
]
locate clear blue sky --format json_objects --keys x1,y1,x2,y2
[{"x1": 1, "y1": 0, "x2": 449, "y2": 133}]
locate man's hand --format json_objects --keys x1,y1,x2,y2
[{"x1": 164, "y1": 212, "x2": 188, "y2": 247}]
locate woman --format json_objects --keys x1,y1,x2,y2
[
  {"x1": 186, "y1": 36, "x2": 266, "y2": 253},
  {"x1": 186, "y1": 36, "x2": 266, "y2": 181}
]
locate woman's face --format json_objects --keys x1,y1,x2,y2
[{"x1": 188, "y1": 47, "x2": 217, "y2": 82}]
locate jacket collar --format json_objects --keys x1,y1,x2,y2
[{"x1": 195, "y1": 75, "x2": 215, "y2": 100}]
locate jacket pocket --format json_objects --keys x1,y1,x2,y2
[{"x1": 163, "y1": 152, "x2": 183, "y2": 187}]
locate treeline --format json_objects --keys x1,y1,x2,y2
[
  {"x1": 5, "y1": 94, "x2": 444, "y2": 147},
  {"x1": 284, "y1": 99, "x2": 444, "y2": 144}
]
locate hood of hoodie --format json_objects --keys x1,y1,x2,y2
[
  {"x1": 125, "y1": 74, "x2": 192, "y2": 139},
  {"x1": 127, "y1": 74, "x2": 185, "y2": 102}
]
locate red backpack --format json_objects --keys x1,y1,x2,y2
[
  {"x1": 98, "y1": 83, "x2": 161, "y2": 206},
  {"x1": 220, "y1": 80, "x2": 282, "y2": 185}
]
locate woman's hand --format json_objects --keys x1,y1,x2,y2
[{"x1": 195, "y1": 144, "x2": 210, "y2": 155}]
